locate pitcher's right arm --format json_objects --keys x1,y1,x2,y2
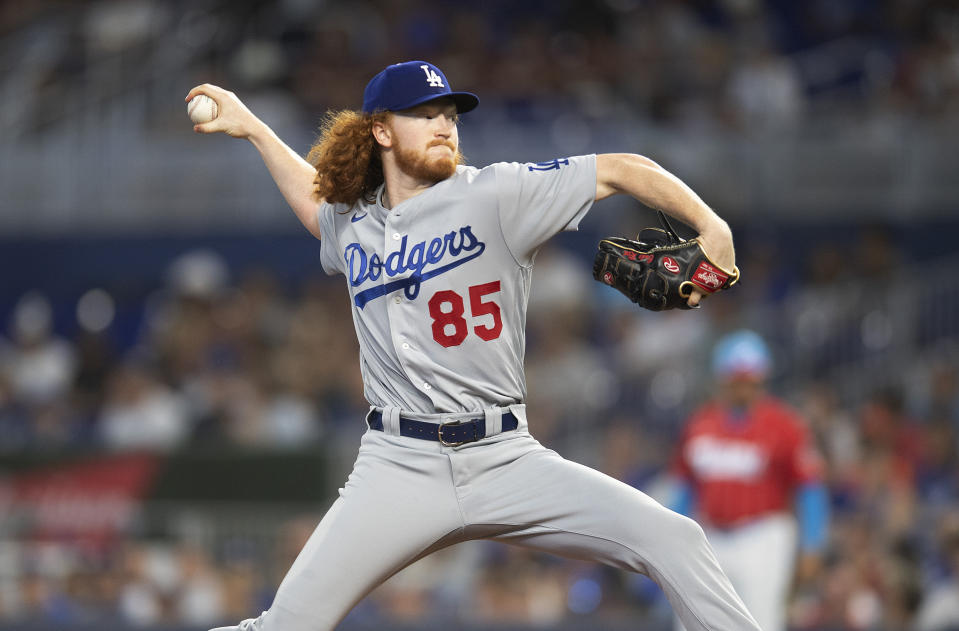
[{"x1": 186, "y1": 84, "x2": 322, "y2": 240}]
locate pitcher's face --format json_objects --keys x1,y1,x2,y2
[{"x1": 382, "y1": 99, "x2": 462, "y2": 183}]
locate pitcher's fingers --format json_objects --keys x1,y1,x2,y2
[
  {"x1": 193, "y1": 121, "x2": 220, "y2": 134},
  {"x1": 185, "y1": 86, "x2": 206, "y2": 102},
  {"x1": 687, "y1": 289, "x2": 705, "y2": 309},
  {"x1": 185, "y1": 83, "x2": 222, "y2": 102}
]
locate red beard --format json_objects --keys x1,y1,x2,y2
[{"x1": 393, "y1": 139, "x2": 462, "y2": 183}]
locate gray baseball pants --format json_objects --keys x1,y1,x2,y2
[{"x1": 252, "y1": 405, "x2": 760, "y2": 631}]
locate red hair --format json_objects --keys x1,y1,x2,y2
[{"x1": 306, "y1": 110, "x2": 389, "y2": 207}]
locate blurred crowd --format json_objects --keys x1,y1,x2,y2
[
  {"x1": 0, "y1": 252, "x2": 356, "y2": 453},
  {"x1": 4, "y1": 0, "x2": 959, "y2": 137},
  {"x1": 1, "y1": 225, "x2": 958, "y2": 629}
]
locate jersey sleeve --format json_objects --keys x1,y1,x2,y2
[
  {"x1": 317, "y1": 203, "x2": 343, "y2": 276},
  {"x1": 494, "y1": 154, "x2": 597, "y2": 265}
]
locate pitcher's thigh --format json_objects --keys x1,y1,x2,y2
[
  {"x1": 476, "y1": 451, "x2": 758, "y2": 631},
  {"x1": 263, "y1": 438, "x2": 464, "y2": 631},
  {"x1": 476, "y1": 448, "x2": 700, "y2": 568}
]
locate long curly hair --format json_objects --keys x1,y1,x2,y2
[{"x1": 306, "y1": 110, "x2": 389, "y2": 207}]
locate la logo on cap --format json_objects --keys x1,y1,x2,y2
[
  {"x1": 421, "y1": 65, "x2": 444, "y2": 88},
  {"x1": 361, "y1": 60, "x2": 479, "y2": 114}
]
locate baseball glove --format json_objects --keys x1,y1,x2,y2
[{"x1": 593, "y1": 211, "x2": 739, "y2": 311}]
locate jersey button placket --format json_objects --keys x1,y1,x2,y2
[
  {"x1": 384, "y1": 222, "x2": 407, "y2": 360},
  {"x1": 383, "y1": 219, "x2": 433, "y2": 404}
]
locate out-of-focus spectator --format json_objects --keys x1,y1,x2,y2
[
  {"x1": 805, "y1": 243, "x2": 848, "y2": 288},
  {"x1": 366, "y1": 553, "x2": 444, "y2": 623},
  {"x1": 802, "y1": 515, "x2": 883, "y2": 630},
  {"x1": 173, "y1": 543, "x2": 224, "y2": 626},
  {"x1": 855, "y1": 224, "x2": 900, "y2": 282},
  {"x1": 0, "y1": 292, "x2": 85, "y2": 449},
  {"x1": 726, "y1": 40, "x2": 805, "y2": 132},
  {"x1": 615, "y1": 309, "x2": 713, "y2": 385},
  {"x1": 800, "y1": 382, "x2": 861, "y2": 500},
  {"x1": 525, "y1": 299, "x2": 614, "y2": 456},
  {"x1": 917, "y1": 512, "x2": 959, "y2": 631},
  {"x1": 0, "y1": 371, "x2": 31, "y2": 451},
  {"x1": 190, "y1": 369, "x2": 322, "y2": 447},
  {"x1": 71, "y1": 328, "x2": 118, "y2": 423},
  {"x1": 219, "y1": 559, "x2": 262, "y2": 625},
  {"x1": 117, "y1": 543, "x2": 167, "y2": 626},
  {"x1": 914, "y1": 414, "x2": 959, "y2": 523},
  {"x1": 5, "y1": 291, "x2": 76, "y2": 406},
  {"x1": 165, "y1": 249, "x2": 230, "y2": 302},
  {"x1": 97, "y1": 361, "x2": 189, "y2": 451},
  {"x1": 470, "y1": 547, "x2": 567, "y2": 625},
  {"x1": 840, "y1": 392, "x2": 920, "y2": 546},
  {"x1": 915, "y1": 362, "x2": 959, "y2": 425}
]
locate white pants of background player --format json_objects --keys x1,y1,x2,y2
[
  {"x1": 677, "y1": 513, "x2": 797, "y2": 631},
  {"x1": 234, "y1": 406, "x2": 760, "y2": 631}
]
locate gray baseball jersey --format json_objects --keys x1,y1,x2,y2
[
  {"x1": 213, "y1": 156, "x2": 760, "y2": 631},
  {"x1": 317, "y1": 155, "x2": 595, "y2": 414}
]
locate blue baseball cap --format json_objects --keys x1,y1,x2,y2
[
  {"x1": 712, "y1": 330, "x2": 772, "y2": 379},
  {"x1": 362, "y1": 61, "x2": 479, "y2": 114}
]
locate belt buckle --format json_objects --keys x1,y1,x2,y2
[{"x1": 438, "y1": 419, "x2": 469, "y2": 447}]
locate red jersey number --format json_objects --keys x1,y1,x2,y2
[
  {"x1": 428, "y1": 281, "x2": 503, "y2": 347},
  {"x1": 469, "y1": 281, "x2": 503, "y2": 341},
  {"x1": 428, "y1": 290, "x2": 468, "y2": 347}
]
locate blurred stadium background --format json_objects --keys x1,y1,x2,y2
[{"x1": 2, "y1": 0, "x2": 959, "y2": 630}]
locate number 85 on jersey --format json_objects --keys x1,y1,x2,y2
[{"x1": 428, "y1": 281, "x2": 502, "y2": 347}]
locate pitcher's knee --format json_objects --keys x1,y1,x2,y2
[{"x1": 663, "y1": 511, "x2": 709, "y2": 551}]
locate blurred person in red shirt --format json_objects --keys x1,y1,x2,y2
[{"x1": 671, "y1": 330, "x2": 830, "y2": 631}]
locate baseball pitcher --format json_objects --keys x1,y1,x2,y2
[{"x1": 187, "y1": 60, "x2": 759, "y2": 631}]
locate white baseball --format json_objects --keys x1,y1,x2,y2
[{"x1": 187, "y1": 94, "x2": 218, "y2": 124}]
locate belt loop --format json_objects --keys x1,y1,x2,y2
[
  {"x1": 509, "y1": 404, "x2": 528, "y2": 432},
  {"x1": 382, "y1": 406, "x2": 401, "y2": 436},
  {"x1": 484, "y1": 407, "x2": 502, "y2": 438}
]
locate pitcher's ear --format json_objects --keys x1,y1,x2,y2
[{"x1": 371, "y1": 119, "x2": 392, "y2": 148}]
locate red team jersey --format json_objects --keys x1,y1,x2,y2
[{"x1": 674, "y1": 396, "x2": 824, "y2": 528}]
